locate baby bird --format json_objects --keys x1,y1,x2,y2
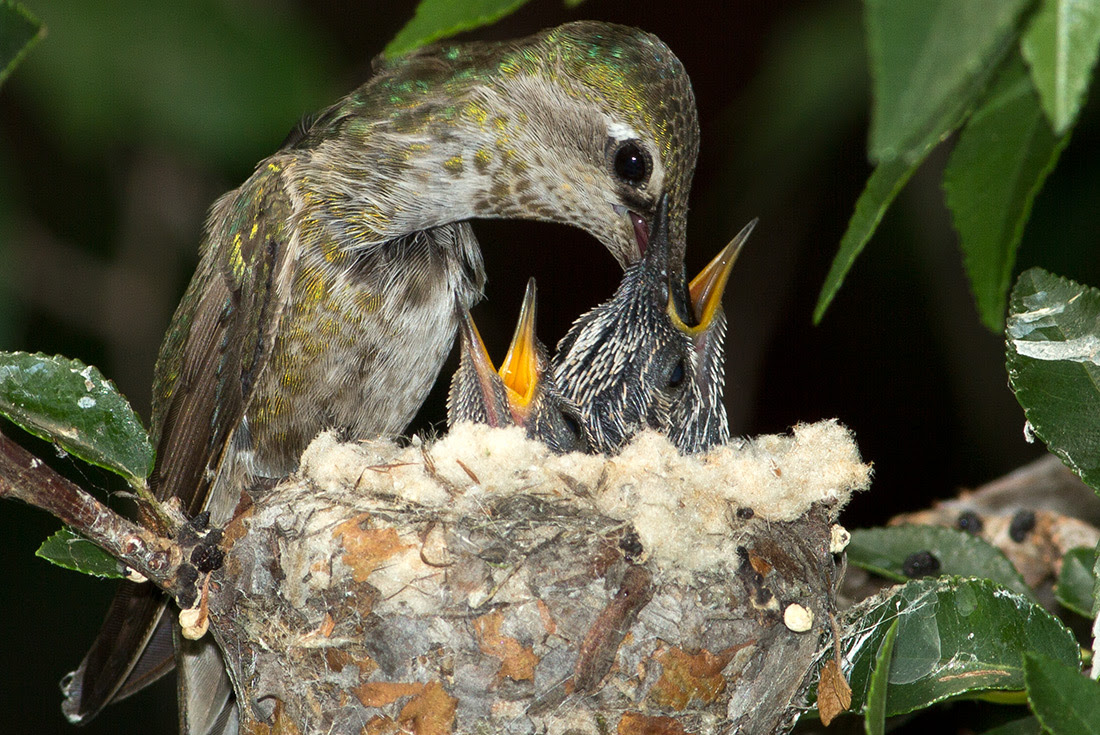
[
  {"x1": 449, "y1": 279, "x2": 591, "y2": 454},
  {"x1": 554, "y1": 195, "x2": 755, "y2": 453}
]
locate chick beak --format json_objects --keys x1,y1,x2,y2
[
  {"x1": 458, "y1": 310, "x2": 508, "y2": 427},
  {"x1": 499, "y1": 278, "x2": 541, "y2": 421},
  {"x1": 686, "y1": 218, "x2": 757, "y2": 331}
]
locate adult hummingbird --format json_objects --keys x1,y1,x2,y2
[
  {"x1": 448, "y1": 278, "x2": 591, "y2": 453},
  {"x1": 61, "y1": 20, "x2": 700, "y2": 735},
  {"x1": 553, "y1": 195, "x2": 754, "y2": 454}
]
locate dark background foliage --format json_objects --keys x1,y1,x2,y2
[{"x1": 2, "y1": 1, "x2": 1098, "y2": 732}]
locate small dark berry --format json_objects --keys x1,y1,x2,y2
[
  {"x1": 955, "y1": 510, "x2": 983, "y2": 535},
  {"x1": 176, "y1": 524, "x2": 198, "y2": 545},
  {"x1": 902, "y1": 550, "x2": 941, "y2": 578},
  {"x1": 177, "y1": 565, "x2": 200, "y2": 608},
  {"x1": 1009, "y1": 510, "x2": 1036, "y2": 543},
  {"x1": 191, "y1": 544, "x2": 226, "y2": 574},
  {"x1": 190, "y1": 510, "x2": 211, "y2": 531}
]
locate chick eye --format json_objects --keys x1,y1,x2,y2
[
  {"x1": 561, "y1": 412, "x2": 580, "y2": 438},
  {"x1": 559, "y1": 410, "x2": 590, "y2": 453},
  {"x1": 613, "y1": 141, "x2": 650, "y2": 187},
  {"x1": 667, "y1": 359, "x2": 685, "y2": 388}
]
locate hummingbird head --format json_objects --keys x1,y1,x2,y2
[
  {"x1": 483, "y1": 21, "x2": 701, "y2": 267},
  {"x1": 553, "y1": 196, "x2": 753, "y2": 454},
  {"x1": 295, "y1": 21, "x2": 699, "y2": 269},
  {"x1": 448, "y1": 279, "x2": 592, "y2": 454}
]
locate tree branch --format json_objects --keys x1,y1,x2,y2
[{"x1": 0, "y1": 429, "x2": 184, "y2": 595}]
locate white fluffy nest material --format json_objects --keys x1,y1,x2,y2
[{"x1": 299, "y1": 419, "x2": 871, "y2": 577}]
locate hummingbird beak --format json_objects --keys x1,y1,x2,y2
[
  {"x1": 670, "y1": 218, "x2": 756, "y2": 335},
  {"x1": 499, "y1": 278, "x2": 541, "y2": 420},
  {"x1": 629, "y1": 210, "x2": 650, "y2": 257},
  {"x1": 614, "y1": 205, "x2": 650, "y2": 259},
  {"x1": 457, "y1": 310, "x2": 510, "y2": 428}
]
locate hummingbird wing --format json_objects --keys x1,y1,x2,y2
[
  {"x1": 151, "y1": 164, "x2": 297, "y2": 516},
  {"x1": 63, "y1": 160, "x2": 298, "y2": 732}
]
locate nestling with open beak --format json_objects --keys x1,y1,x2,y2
[
  {"x1": 449, "y1": 279, "x2": 592, "y2": 454},
  {"x1": 554, "y1": 194, "x2": 755, "y2": 453}
]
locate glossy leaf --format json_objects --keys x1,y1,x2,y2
[
  {"x1": 1025, "y1": 654, "x2": 1100, "y2": 734},
  {"x1": 813, "y1": 156, "x2": 924, "y2": 323},
  {"x1": 864, "y1": 0, "x2": 1031, "y2": 163},
  {"x1": 0, "y1": 0, "x2": 43, "y2": 86},
  {"x1": 36, "y1": 527, "x2": 124, "y2": 579},
  {"x1": 1092, "y1": 539, "x2": 1100, "y2": 617},
  {"x1": 980, "y1": 717, "x2": 1043, "y2": 735},
  {"x1": 864, "y1": 618, "x2": 898, "y2": 735},
  {"x1": 386, "y1": 0, "x2": 530, "y2": 57},
  {"x1": 1020, "y1": 0, "x2": 1100, "y2": 135},
  {"x1": 848, "y1": 525, "x2": 1033, "y2": 599},
  {"x1": 1055, "y1": 546, "x2": 1097, "y2": 616},
  {"x1": 943, "y1": 55, "x2": 1070, "y2": 332},
  {"x1": 1006, "y1": 268, "x2": 1100, "y2": 491},
  {"x1": 0, "y1": 352, "x2": 153, "y2": 482},
  {"x1": 1093, "y1": 543, "x2": 1100, "y2": 678},
  {"x1": 839, "y1": 577, "x2": 1078, "y2": 716}
]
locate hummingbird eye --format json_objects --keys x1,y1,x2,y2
[{"x1": 613, "y1": 141, "x2": 650, "y2": 187}]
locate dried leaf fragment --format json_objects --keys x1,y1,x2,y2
[
  {"x1": 354, "y1": 681, "x2": 426, "y2": 708},
  {"x1": 334, "y1": 514, "x2": 410, "y2": 582},
  {"x1": 817, "y1": 658, "x2": 852, "y2": 726},
  {"x1": 397, "y1": 681, "x2": 457, "y2": 735},
  {"x1": 617, "y1": 712, "x2": 689, "y2": 734},
  {"x1": 649, "y1": 645, "x2": 733, "y2": 709},
  {"x1": 474, "y1": 610, "x2": 538, "y2": 682}
]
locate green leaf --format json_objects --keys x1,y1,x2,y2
[
  {"x1": 1092, "y1": 537, "x2": 1100, "y2": 617},
  {"x1": 36, "y1": 527, "x2": 124, "y2": 579},
  {"x1": 1055, "y1": 546, "x2": 1098, "y2": 616},
  {"x1": 1020, "y1": 0, "x2": 1100, "y2": 135},
  {"x1": 0, "y1": 0, "x2": 44, "y2": 86},
  {"x1": 0, "y1": 352, "x2": 153, "y2": 482},
  {"x1": 813, "y1": 156, "x2": 925, "y2": 323},
  {"x1": 865, "y1": 0, "x2": 1031, "y2": 163},
  {"x1": 848, "y1": 525, "x2": 1034, "y2": 600},
  {"x1": 840, "y1": 577, "x2": 1079, "y2": 716},
  {"x1": 386, "y1": 0, "x2": 531, "y2": 58},
  {"x1": 864, "y1": 618, "x2": 898, "y2": 735},
  {"x1": 1006, "y1": 268, "x2": 1100, "y2": 491},
  {"x1": 980, "y1": 717, "x2": 1043, "y2": 735},
  {"x1": 1025, "y1": 654, "x2": 1100, "y2": 734},
  {"x1": 944, "y1": 55, "x2": 1070, "y2": 333}
]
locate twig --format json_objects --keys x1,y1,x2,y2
[{"x1": 0, "y1": 429, "x2": 184, "y2": 594}]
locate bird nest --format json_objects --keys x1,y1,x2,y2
[{"x1": 208, "y1": 420, "x2": 870, "y2": 734}]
